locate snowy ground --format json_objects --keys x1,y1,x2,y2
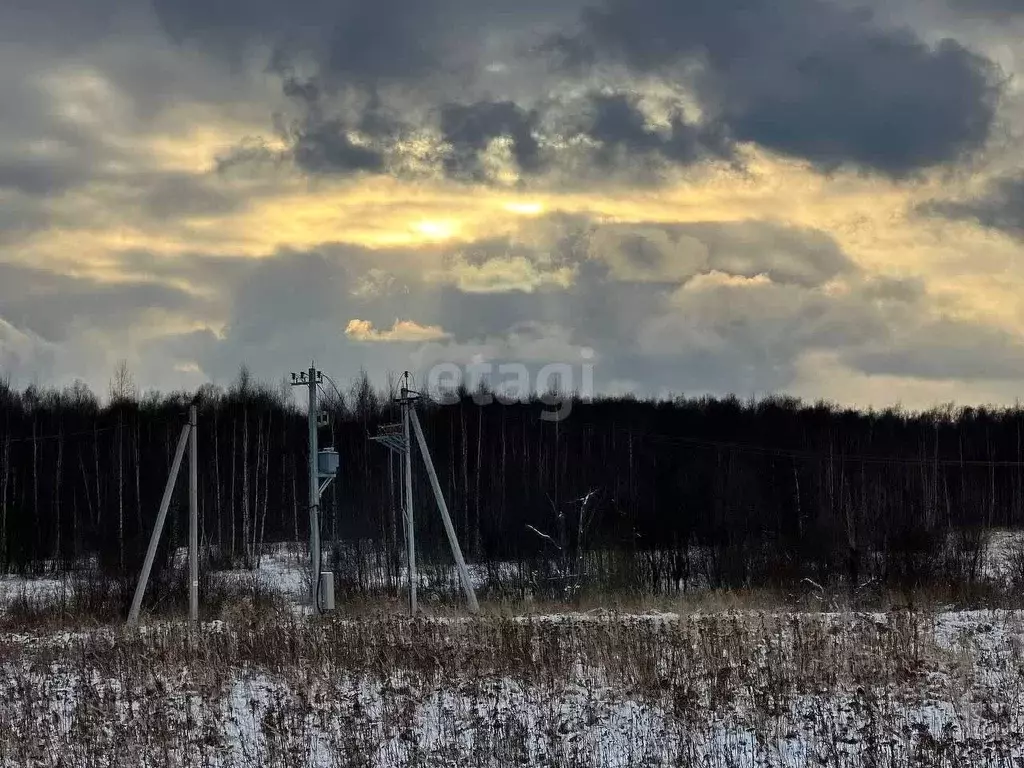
[
  {"x1": 3, "y1": 534, "x2": 1024, "y2": 766},
  {"x1": 5, "y1": 525, "x2": 1022, "y2": 613},
  {"x1": 0, "y1": 574, "x2": 69, "y2": 610},
  {"x1": 2, "y1": 609, "x2": 1024, "y2": 766}
]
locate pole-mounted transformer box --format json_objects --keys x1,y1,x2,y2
[{"x1": 318, "y1": 447, "x2": 339, "y2": 475}]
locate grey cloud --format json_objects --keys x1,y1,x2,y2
[
  {"x1": 215, "y1": 141, "x2": 281, "y2": 176},
  {"x1": 5, "y1": 212, "x2": 1011, "y2": 401},
  {"x1": 0, "y1": 263, "x2": 204, "y2": 343},
  {"x1": 66, "y1": 215, "x2": 1021, "y2": 401},
  {"x1": 423, "y1": 219, "x2": 855, "y2": 367},
  {"x1": 0, "y1": 195, "x2": 51, "y2": 245},
  {"x1": 688, "y1": 222, "x2": 854, "y2": 286},
  {"x1": 856, "y1": 275, "x2": 927, "y2": 303},
  {"x1": 154, "y1": 0, "x2": 530, "y2": 85},
  {"x1": 292, "y1": 120, "x2": 387, "y2": 175},
  {"x1": 222, "y1": 248, "x2": 377, "y2": 345},
  {"x1": 640, "y1": 279, "x2": 881, "y2": 366},
  {"x1": 0, "y1": 61, "x2": 121, "y2": 201},
  {"x1": 269, "y1": 86, "x2": 737, "y2": 183},
  {"x1": 422, "y1": 218, "x2": 867, "y2": 394},
  {"x1": 440, "y1": 101, "x2": 543, "y2": 180},
  {"x1": 558, "y1": 0, "x2": 1002, "y2": 175},
  {"x1": 585, "y1": 93, "x2": 733, "y2": 168},
  {"x1": 845, "y1": 318, "x2": 1024, "y2": 381},
  {"x1": 267, "y1": 76, "x2": 397, "y2": 176},
  {"x1": 152, "y1": 0, "x2": 589, "y2": 83},
  {"x1": 0, "y1": 0, "x2": 133, "y2": 49},
  {"x1": 0, "y1": 156, "x2": 91, "y2": 198},
  {"x1": 587, "y1": 220, "x2": 854, "y2": 287},
  {"x1": 923, "y1": 173, "x2": 1024, "y2": 238},
  {"x1": 0, "y1": 319, "x2": 57, "y2": 386},
  {"x1": 0, "y1": 1, "x2": 265, "y2": 127},
  {"x1": 0, "y1": 7, "x2": 267, "y2": 250},
  {"x1": 322, "y1": 0, "x2": 445, "y2": 82},
  {"x1": 943, "y1": 0, "x2": 1024, "y2": 18},
  {"x1": 135, "y1": 172, "x2": 247, "y2": 220},
  {"x1": 153, "y1": 249, "x2": 420, "y2": 386},
  {"x1": 423, "y1": 216, "x2": 1014, "y2": 395}
]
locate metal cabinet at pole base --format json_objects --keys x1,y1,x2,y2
[{"x1": 318, "y1": 447, "x2": 339, "y2": 475}]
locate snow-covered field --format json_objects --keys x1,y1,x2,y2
[
  {"x1": 3, "y1": 533, "x2": 1024, "y2": 766},
  {"x1": 5, "y1": 524, "x2": 1022, "y2": 613},
  {"x1": 2, "y1": 608, "x2": 1024, "y2": 766}
]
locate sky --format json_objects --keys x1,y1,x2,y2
[{"x1": 5, "y1": 0, "x2": 1024, "y2": 408}]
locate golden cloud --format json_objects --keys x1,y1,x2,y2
[
  {"x1": 437, "y1": 254, "x2": 577, "y2": 293},
  {"x1": 344, "y1": 318, "x2": 450, "y2": 343}
]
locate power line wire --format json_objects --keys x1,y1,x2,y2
[{"x1": 0, "y1": 412, "x2": 191, "y2": 445}]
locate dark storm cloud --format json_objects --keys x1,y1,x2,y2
[
  {"x1": 943, "y1": 0, "x2": 1024, "y2": 18},
  {"x1": 923, "y1": 173, "x2": 1024, "y2": 238},
  {"x1": 0, "y1": 0, "x2": 132, "y2": 49},
  {"x1": 153, "y1": 0, "x2": 516, "y2": 83},
  {"x1": 205, "y1": 0, "x2": 1001, "y2": 185},
  {"x1": 258, "y1": 75, "x2": 396, "y2": 176},
  {"x1": 440, "y1": 101, "x2": 544, "y2": 180},
  {"x1": 556, "y1": 0, "x2": 1002, "y2": 176},
  {"x1": 584, "y1": 93, "x2": 733, "y2": 168},
  {"x1": 152, "y1": 0, "x2": 594, "y2": 82},
  {"x1": 265, "y1": 85, "x2": 735, "y2": 181},
  {"x1": 292, "y1": 121, "x2": 387, "y2": 175}
]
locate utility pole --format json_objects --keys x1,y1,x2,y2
[
  {"x1": 370, "y1": 373, "x2": 478, "y2": 614},
  {"x1": 401, "y1": 384, "x2": 417, "y2": 614},
  {"x1": 189, "y1": 404, "x2": 198, "y2": 622},
  {"x1": 290, "y1": 363, "x2": 337, "y2": 612},
  {"x1": 308, "y1": 364, "x2": 319, "y2": 607}
]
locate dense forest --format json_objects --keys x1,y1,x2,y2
[{"x1": 1, "y1": 363, "x2": 1023, "y2": 596}]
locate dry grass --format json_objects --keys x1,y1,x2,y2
[
  {"x1": 4, "y1": 550, "x2": 1024, "y2": 767},
  {"x1": 2, "y1": 605, "x2": 1024, "y2": 766},
  {"x1": 0, "y1": 567, "x2": 291, "y2": 633}
]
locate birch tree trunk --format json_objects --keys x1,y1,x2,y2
[
  {"x1": 53, "y1": 424, "x2": 63, "y2": 564},
  {"x1": 242, "y1": 407, "x2": 250, "y2": 567},
  {"x1": 32, "y1": 418, "x2": 40, "y2": 561},
  {"x1": 230, "y1": 416, "x2": 237, "y2": 561},
  {"x1": 1, "y1": 432, "x2": 10, "y2": 567},
  {"x1": 117, "y1": 411, "x2": 124, "y2": 570}
]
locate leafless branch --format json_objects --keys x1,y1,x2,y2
[{"x1": 526, "y1": 525, "x2": 562, "y2": 550}]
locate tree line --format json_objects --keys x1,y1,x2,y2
[{"x1": 1, "y1": 364, "x2": 1022, "y2": 594}]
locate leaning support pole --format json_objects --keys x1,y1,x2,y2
[
  {"x1": 188, "y1": 405, "x2": 199, "y2": 623},
  {"x1": 409, "y1": 408, "x2": 479, "y2": 613},
  {"x1": 128, "y1": 422, "x2": 191, "y2": 626},
  {"x1": 402, "y1": 392, "x2": 417, "y2": 615}
]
